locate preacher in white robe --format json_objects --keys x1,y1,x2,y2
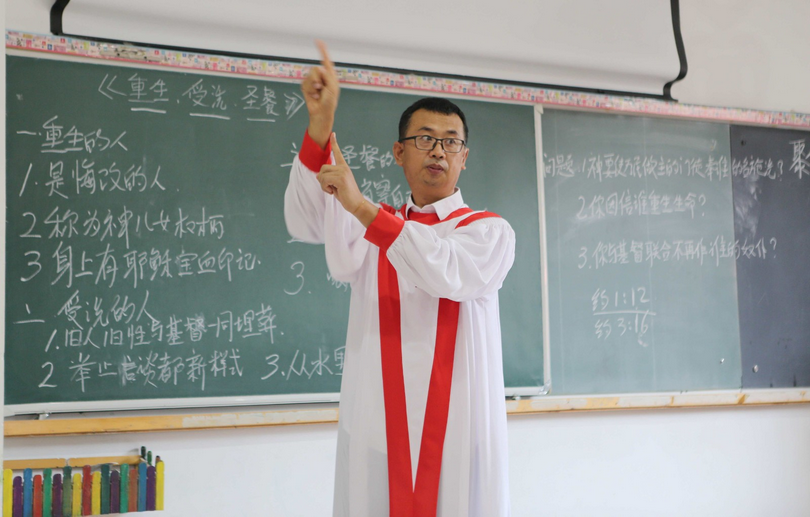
[{"x1": 285, "y1": 124, "x2": 515, "y2": 517}]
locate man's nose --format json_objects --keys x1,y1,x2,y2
[{"x1": 430, "y1": 140, "x2": 446, "y2": 159}]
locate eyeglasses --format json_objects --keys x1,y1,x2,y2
[{"x1": 399, "y1": 135, "x2": 466, "y2": 153}]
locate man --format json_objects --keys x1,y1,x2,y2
[{"x1": 284, "y1": 42, "x2": 515, "y2": 517}]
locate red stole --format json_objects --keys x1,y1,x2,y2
[{"x1": 376, "y1": 204, "x2": 499, "y2": 517}]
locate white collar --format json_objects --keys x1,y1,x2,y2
[{"x1": 404, "y1": 188, "x2": 466, "y2": 221}]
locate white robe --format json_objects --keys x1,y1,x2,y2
[{"x1": 284, "y1": 132, "x2": 515, "y2": 517}]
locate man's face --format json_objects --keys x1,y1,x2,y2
[{"x1": 393, "y1": 109, "x2": 469, "y2": 207}]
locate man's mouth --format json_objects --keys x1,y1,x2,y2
[{"x1": 427, "y1": 164, "x2": 445, "y2": 174}]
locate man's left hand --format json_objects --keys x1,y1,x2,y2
[{"x1": 318, "y1": 134, "x2": 379, "y2": 227}]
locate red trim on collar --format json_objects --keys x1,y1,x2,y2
[
  {"x1": 367, "y1": 204, "x2": 481, "y2": 251},
  {"x1": 454, "y1": 211, "x2": 501, "y2": 228},
  {"x1": 399, "y1": 204, "x2": 474, "y2": 225}
]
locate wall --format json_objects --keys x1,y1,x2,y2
[
  {"x1": 672, "y1": 0, "x2": 810, "y2": 113},
  {"x1": 8, "y1": 405, "x2": 810, "y2": 516},
  {"x1": 5, "y1": 1, "x2": 810, "y2": 516}
]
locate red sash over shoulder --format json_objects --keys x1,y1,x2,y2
[{"x1": 375, "y1": 203, "x2": 499, "y2": 517}]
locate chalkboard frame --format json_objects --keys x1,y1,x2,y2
[{"x1": 5, "y1": 33, "x2": 810, "y2": 416}]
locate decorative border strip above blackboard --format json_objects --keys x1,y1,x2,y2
[{"x1": 6, "y1": 30, "x2": 810, "y2": 129}]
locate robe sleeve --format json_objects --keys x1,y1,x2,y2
[
  {"x1": 284, "y1": 131, "x2": 374, "y2": 284},
  {"x1": 364, "y1": 209, "x2": 516, "y2": 302}
]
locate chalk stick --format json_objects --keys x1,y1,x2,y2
[
  {"x1": 146, "y1": 466, "x2": 155, "y2": 512},
  {"x1": 13, "y1": 477, "x2": 22, "y2": 517},
  {"x1": 119, "y1": 465, "x2": 128, "y2": 514},
  {"x1": 43, "y1": 469, "x2": 53, "y2": 517},
  {"x1": 91, "y1": 472, "x2": 101, "y2": 515},
  {"x1": 71, "y1": 474, "x2": 81, "y2": 517},
  {"x1": 137, "y1": 463, "x2": 146, "y2": 512},
  {"x1": 62, "y1": 467, "x2": 72, "y2": 517},
  {"x1": 139, "y1": 448, "x2": 145, "y2": 462},
  {"x1": 82, "y1": 466, "x2": 92, "y2": 516},
  {"x1": 53, "y1": 474, "x2": 63, "y2": 517},
  {"x1": 155, "y1": 461, "x2": 164, "y2": 511},
  {"x1": 109, "y1": 471, "x2": 119, "y2": 515},
  {"x1": 128, "y1": 466, "x2": 137, "y2": 513},
  {"x1": 32, "y1": 475, "x2": 42, "y2": 517},
  {"x1": 22, "y1": 469, "x2": 32, "y2": 517},
  {"x1": 100, "y1": 465, "x2": 109, "y2": 515},
  {"x1": 3, "y1": 469, "x2": 13, "y2": 517}
]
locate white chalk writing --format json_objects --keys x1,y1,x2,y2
[
  {"x1": 577, "y1": 235, "x2": 776, "y2": 269},
  {"x1": 575, "y1": 191, "x2": 707, "y2": 220},
  {"x1": 544, "y1": 153, "x2": 731, "y2": 181},
  {"x1": 591, "y1": 287, "x2": 656, "y2": 346}
]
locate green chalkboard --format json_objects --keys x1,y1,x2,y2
[
  {"x1": 5, "y1": 56, "x2": 544, "y2": 408},
  {"x1": 542, "y1": 109, "x2": 742, "y2": 394}
]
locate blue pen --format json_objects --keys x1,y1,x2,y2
[
  {"x1": 22, "y1": 469, "x2": 32, "y2": 517},
  {"x1": 138, "y1": 462, "x2": 147, "y2": 511}
]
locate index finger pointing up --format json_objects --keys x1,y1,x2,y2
[
  {"x1": 316, "y1": 40, "x2": 337, "y2": 77},
  {"x1": 331, "y1": 133, "x2": 348, "y2": 166}
]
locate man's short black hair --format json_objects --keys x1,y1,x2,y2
[{"x1": 398, "y1": 97, "x2": 469, "y2": 143}]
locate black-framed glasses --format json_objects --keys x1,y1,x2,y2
[{"x1": 399, "y1": 135, "x2": 466, "y2": 153}]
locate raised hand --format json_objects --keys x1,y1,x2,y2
[
  {"x1": 301, "y1": 40, "x2": 340, "y2": 148},
  {"x1": 318, "y1": 134, "x2": 379, "y2": 227}
]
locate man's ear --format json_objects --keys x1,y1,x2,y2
[
  {"x1": 393, "y1": 141, "x2": 405, "y2": 166},
  {"x1": 461, "y1": 147, "x2": 469, "y2": 170}
]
